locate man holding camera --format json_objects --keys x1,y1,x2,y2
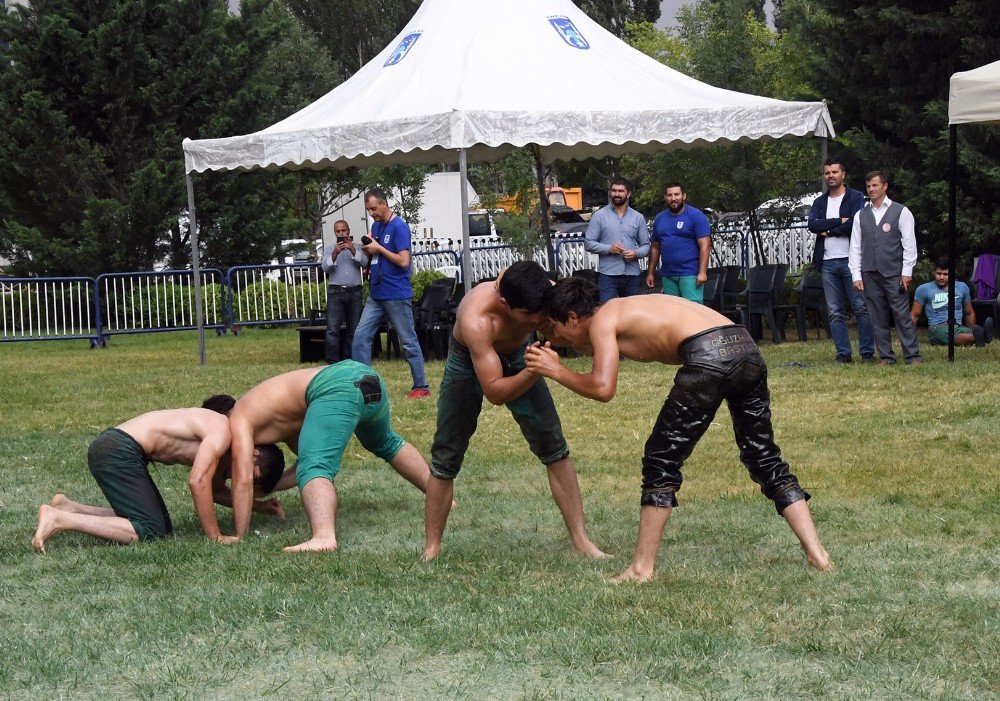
[
  {"x1": 352, "y1": 188, "x2": 430, "y2": 399},
  {"x1": 322, "y1": 220, "x2": 368, "y2": 364}
]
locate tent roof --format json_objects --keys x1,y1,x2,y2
[
  {"x1": 182, "y1": 0, "x2": 833, "y2": 174},
  {"x1": 949, "y1": 60, "x2": 1000, "y2": 126}
]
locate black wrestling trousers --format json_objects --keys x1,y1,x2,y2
[{"x1": 640, "y1": 326, "x2": 810, "y2": 514}]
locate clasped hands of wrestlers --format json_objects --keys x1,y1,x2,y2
[{"x1": 525, "y1": 342, "x2": 563, "y2": 377}]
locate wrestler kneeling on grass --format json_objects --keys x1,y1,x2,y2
[
  {"x1": 228, "y1": 361, "x2": 435, "y2": 552},
  {"x1": 33, "y1": 403, "x2": 286, "y2": 553},
  {"x1": 524, "y1": 277, "x2": 831, "y2": 582}
]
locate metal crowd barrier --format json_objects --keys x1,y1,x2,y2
[
  {"x1": 0, "y1": 277, "x2": 98, "y2": 343},
  {"x1": 713, "y1": 220, "x2": 811, "y2": 273},
  {"x1": 412, "y1": 250, "x2": 460, "y2": 275},
  {"x1": 96, "y1": 269, "x2": 226, "y2": 341},
  {"x1": 227, "y1": 263, "x2": 326, "y2": 329}
]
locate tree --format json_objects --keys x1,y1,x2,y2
[
  {"x1": 281, "y1": 0, "x2": 420, "y2": 81},
  {"x1": 607, "y1": 1, "x2": 821, "y2": 266},
  {"x1": 0, "y1": 0, "x2": 335, "y2": 276},
  {"x1": 788, "y1": 0, "x2": 1000, "y2": 265},
  {"x1": 571, "y1": 0, "x2": 661, "y2": 37}
]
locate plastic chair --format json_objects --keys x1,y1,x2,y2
[{"x1": 414, "y1": 284, "x2": 454, "y2": 360}]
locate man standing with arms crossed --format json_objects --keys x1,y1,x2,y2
[
  {"x1": 849, "y1": 171, "x2": 922, "y2": 365},
  {"x1": 646, "y1": 183, "x2": 711, "y2": 303},
  {"x1": 808, "y1": 158, "x2": 874, "y2": 363},
  {"x1": 584, "y1": 177, "x2": 650, "y2": 303},
  {"x1": 322, "y1": 220, "x2": 368, "y2": 363},
  {"x1": 351, "y1": 188, "x2": 431, "y2": 399}
]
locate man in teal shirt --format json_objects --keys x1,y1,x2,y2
[{"x1": 911, "y1": 258, "x2": 994, "y2": 347}]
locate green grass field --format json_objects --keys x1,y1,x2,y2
[{"x1": 1, "y1": 329, "x2": 997, "y2": 700}]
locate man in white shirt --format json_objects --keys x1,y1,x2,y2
[
  {"x1": 848, "y1": 171, "x2": 922, "y2": 365},
  {"x1": 807, "y1": 159, "x2": 873, "y2": 363}
]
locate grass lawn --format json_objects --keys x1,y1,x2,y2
[{"x1": 0, "y1": 328, "x2": 997, "y2": 700}]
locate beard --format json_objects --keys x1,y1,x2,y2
[
  {"x1": 610, "y1": 195, "x2": 626, "y2": 207},
  {"x1": 668, "y1": 201, "x2": 683, "y2": 213}
]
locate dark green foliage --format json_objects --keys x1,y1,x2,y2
[
  {"x1": 791, "y1": 0, "x2": 1000, "y2": 265},
  {"x1": 281, "y1": 0, "x2": 420, "y2": 80},
  {"x1": 0, "y1": 0, "x2": 335, "y2": 276},
  {"x1": 571, "y1": 0, "x2": 661, "y2": 37}
]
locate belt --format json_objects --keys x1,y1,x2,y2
[{"x1": 328, "y1": 284, "x2": 362, "y2": 291}]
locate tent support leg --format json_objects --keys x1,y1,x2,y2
[
  {"x1": 458, "y1": 148, "x2": 472, "y2": 293},
  {"x1": 186, "y1": 171, "x2": 206, "y2": 366},
  {"x1": 948, "y1": 124, "x2": 957, "y2": 363},
  {"x1": 819, "y1": 136, "x2": 828, "y2": 192},
  {"x1": 531, "y1": 144, "x2": 556, "y2": 272}
]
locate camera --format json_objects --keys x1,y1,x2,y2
[
  {"x1": 361, "y1": 235, "x2": 373, "y2": 246},
  {"x1": 336, "y1": 236, "x2": 349, "y2": 244}
]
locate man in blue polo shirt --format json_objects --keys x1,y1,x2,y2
[
  {"x1": 352, "y1": 188, "x2": 430, "y2": 399},
  {"x1": 646, "y1": 182, "x2": 711, "y2": 303}
]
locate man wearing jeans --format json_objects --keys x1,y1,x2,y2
[
  {"x1": 322, "y1": 220, "x2": 367, "y2": 363},
  {"x1": 808, "y1": 158, "x2": 873, "y2": 363},
  {"x1": 351, "y1": 188, "x2": 431, "y2": 399},
  {"x1": 584, "y1": 177, "x2": 649, "y2": 303}
]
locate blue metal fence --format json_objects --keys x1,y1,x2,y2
[
  {"x1": 0, "y1": 276, "x2": 97, "y2": 343},
  {"x1": 0, "y1": 221, "x2": 808, "y2": 344},
  {"x1": 96, "y1": 269, "x2": 226, "y2": 340}
]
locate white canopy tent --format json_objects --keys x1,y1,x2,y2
[
  {"x1": 182, "y1": 0, "x2": 835, "y2": 363},
  {"x1": 944, "y1": 60, "x2": 1000, "y2": 360}
]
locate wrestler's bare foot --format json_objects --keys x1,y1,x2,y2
[
  {"x1": 283, "y1": 537, "x2": 338, "y2": 553},
  {"x1": 609, "y1": 564, "x2": 654, "y2": 584},
  {"x1": 422, "y1": 543, "x2": 441, "y2": 562},
  {"x1": 50, "y1": 493, "x2": 69, "y2": 509},
  {"x1": 808, "y1": 548, "x2": 832, "y2": 571},
  {"x1": 32, "y1": 504, "x2": 61, "y2": 553},
  {"x1": 576, "y1": 540, "x2": 613, "y2": 559}
]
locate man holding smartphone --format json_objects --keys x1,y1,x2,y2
[{"x1": 322, "y1": 220, "x2": 368, "y2": 363}]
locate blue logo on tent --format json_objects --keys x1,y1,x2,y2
[
  {"x1": 549, "y1": 17, "x2": 589, "y2": 50},
  {"x1": 384, "y1": 32, "x2": 422, "y2": 66}
]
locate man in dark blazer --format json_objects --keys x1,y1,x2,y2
[{"x1": 808, "y1": 158, "x2": 874, "y2": 363}]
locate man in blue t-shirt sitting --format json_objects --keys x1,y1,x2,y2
[
  {"x1": 911, "y1": 257, "x2": 994, "y2": 347},
  {"x1": 646, "y1": 182, "x2": 712, "y2": 303},
  {"x1": 351, "y1": 188, "x2": 431, "y2": 399}
]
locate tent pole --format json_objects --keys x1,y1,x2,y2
[
  {"x1": 948, "y1": 124, "x2": 957, "y2": 363},
  {"x1": 458, "y1": 148, "x2": 473, "y2": 293},
  {"x1": 819, "y1": 136, "x2": 828, "y2": 191},
  {"x1": 531, "y1": 144, "x2": 556, "y2": 272},
  {"x1": 186, "y1": 172, "x2": 206, "y2": 366}
]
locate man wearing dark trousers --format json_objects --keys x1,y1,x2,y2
[
  {"x1": 849, "y1": 171, "x2": 922, "y2": 365},
  {"x1": 808, "y1": 158, "x2": 873, "y2": 363},
  {"x1": 322, "y1": 220, "x2": 367, "y2": 363}
]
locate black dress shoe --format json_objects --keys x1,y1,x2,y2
[
  {"x1": 861, "y1": 355, "x2": 875, "y2": 364},
  {"x1": 834, "y1": 354, "x2": 853, "y2": 363}
]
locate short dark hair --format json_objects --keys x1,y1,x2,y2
[
  {"x1": 543, "y1": 277, "x2": 601, "y2": 323},
  {"x1": 933, "y1": 256, "x2": 951, "y2": 271},
  {"x1": 865, "y1": 170, "x2": 888, "y2": 184},
  {"x1": 823, "y1": 157, "x2": 846, "y2": 170},
  {"x1": 364, "y1": 187, "x2": 388, "y2": 204},
  {"x1": 664, "y1": 181, "x2": 685, "y2": 194},
  {"x1": 498, "y1": 260, "x2": 550, "y2": 313},
  {"x1": 202, "y1": 395, "x2": 236, "y2": 415},
  {"x1": 253, "y1": 444, "x2": 285, "y2": 494},
  {"x1": 610, "y1": 177, "x2": 632, "y2": 192}
]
